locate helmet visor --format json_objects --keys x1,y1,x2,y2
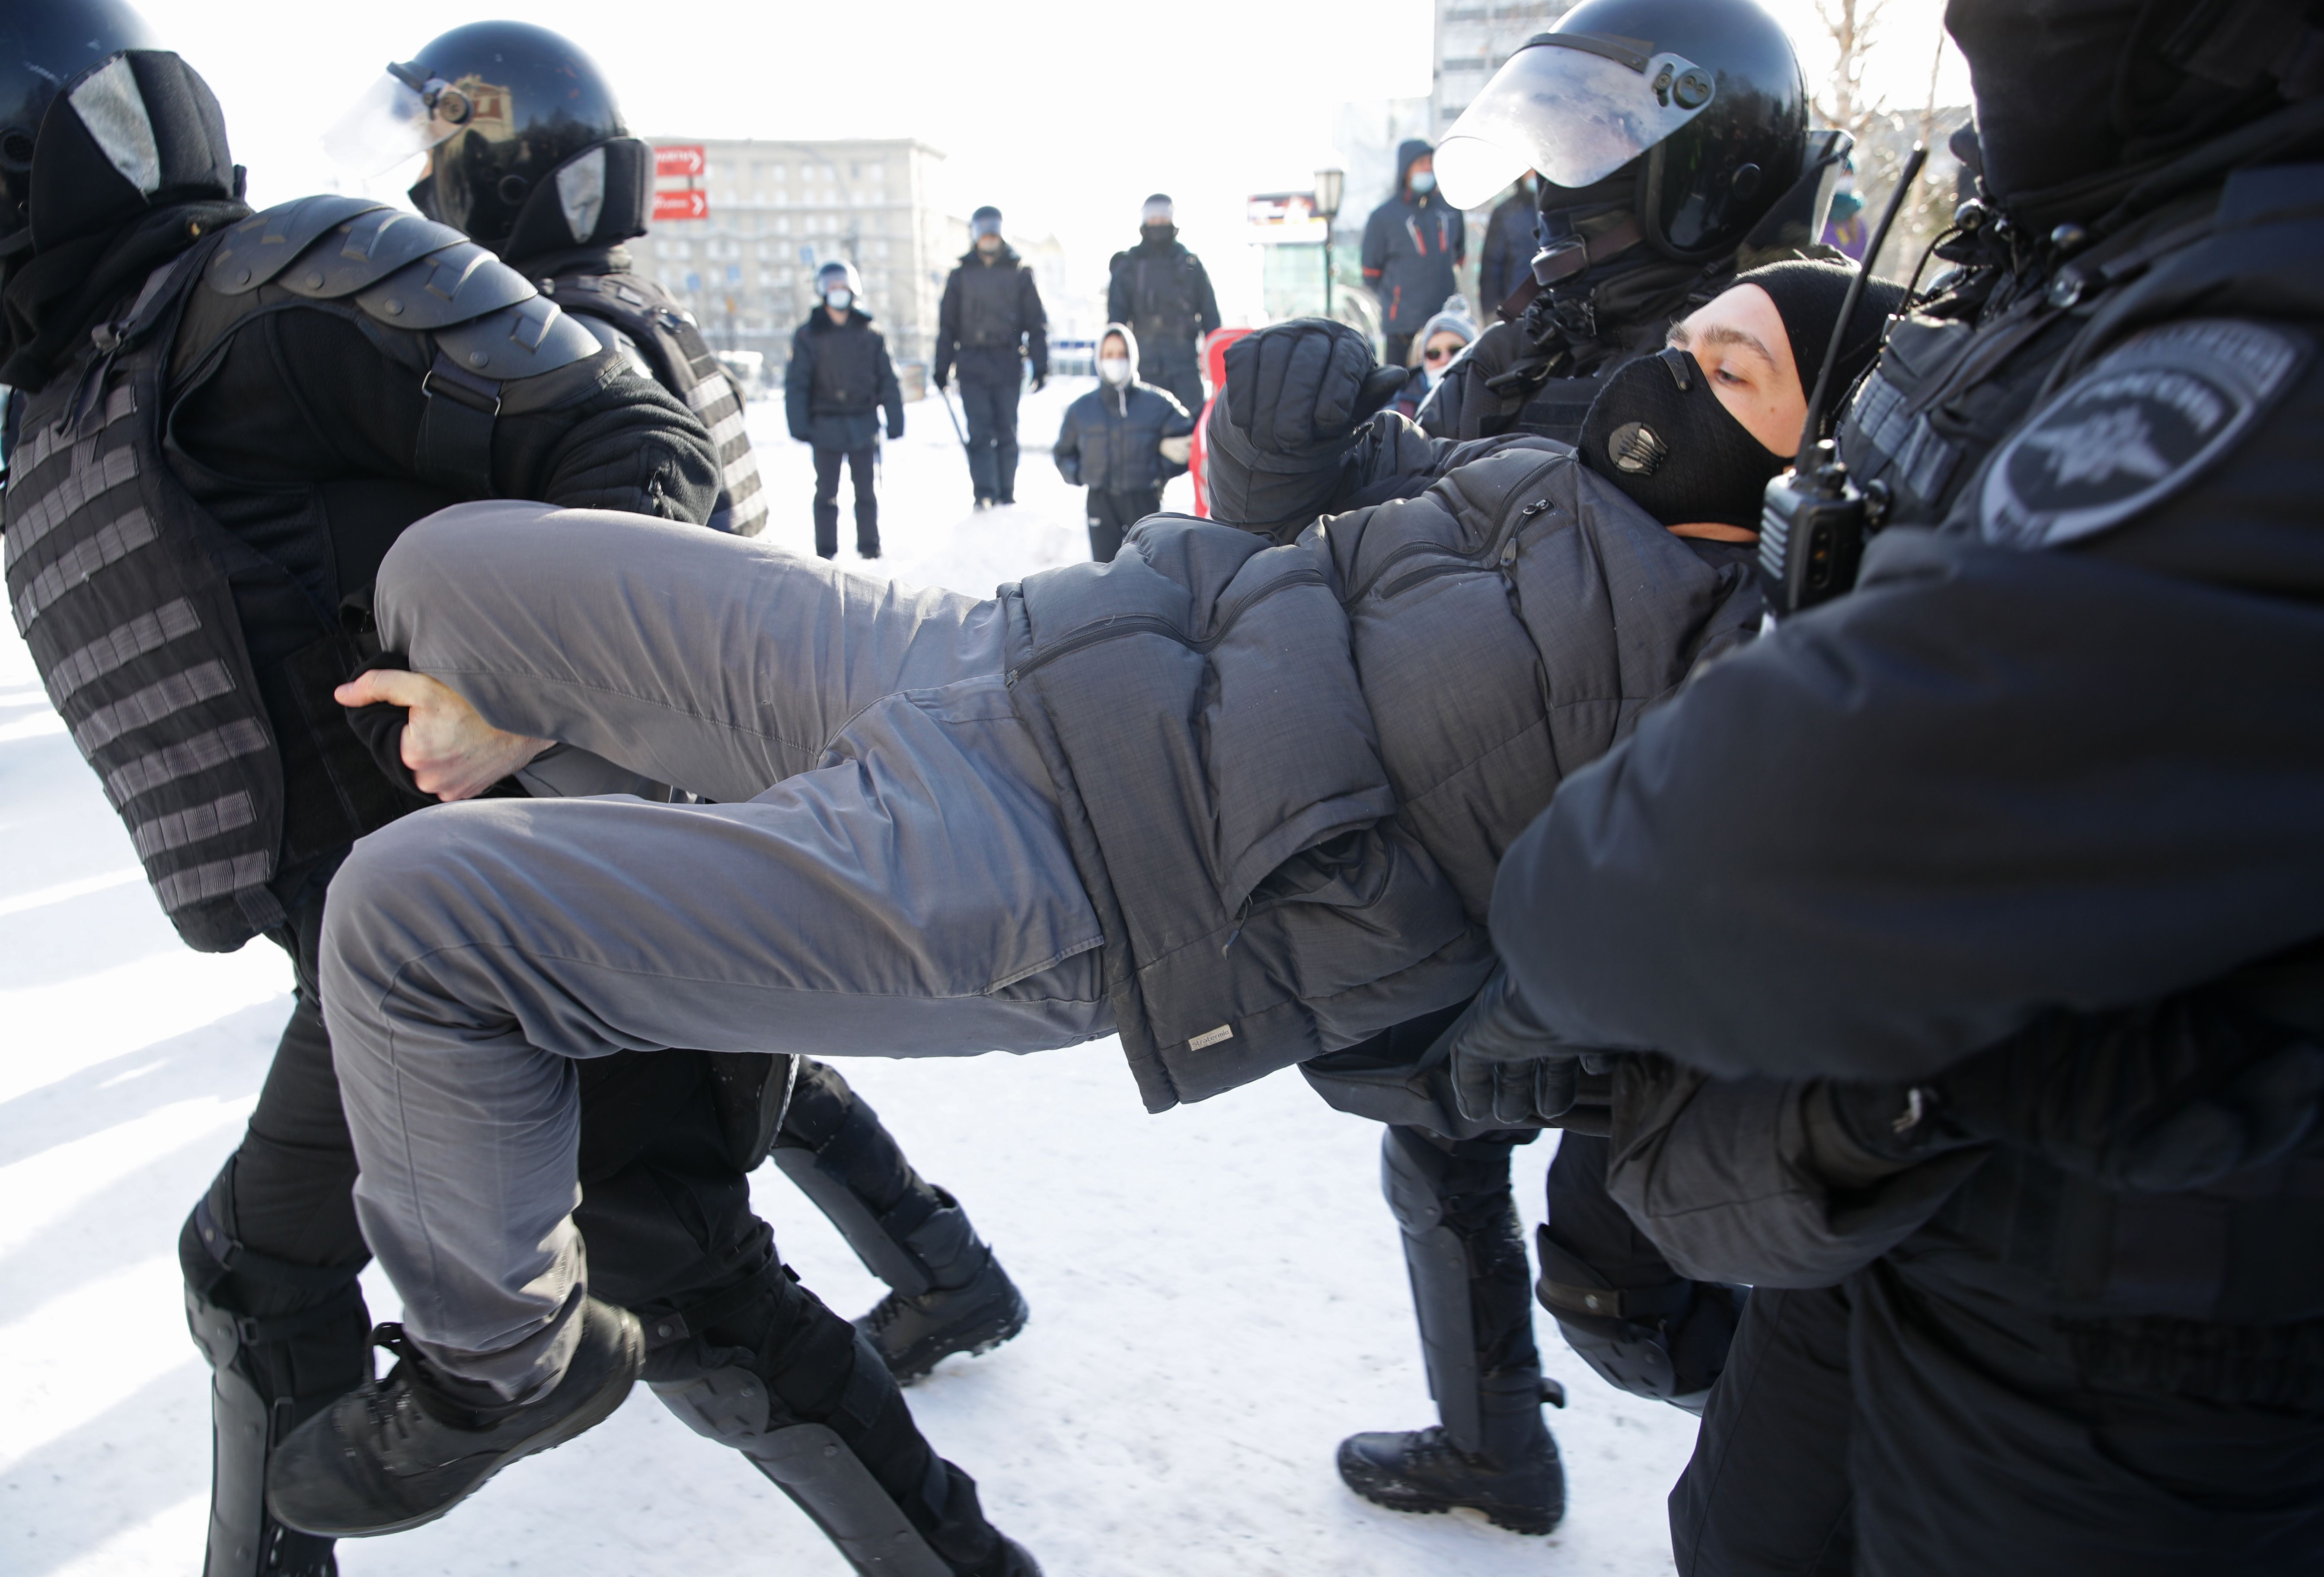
[
  {"x1": 1434, "y1": 37, "x2": 1717, "y2": 208},
  {"x1": 322, "y1": 66, "x2": 471, "y2": 178}
]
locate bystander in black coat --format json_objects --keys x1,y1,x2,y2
[{"x1": 1053, "y1": 322, "x2": 1193, "y2": 561}]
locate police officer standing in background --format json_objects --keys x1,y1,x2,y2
[
  {"x1": 1293, "y1": 0, "x2": 1845, "y2": 1537},
  {"x1": 934, "y1": 206, "x2": 1047, "y2": 510},
  {"x1": 1361, "y1": 140, "x2": 1464, "y2": 367},
  {"x1": 1452, "y1": 0, "x2": 2324, "y2": 1569},
  {"x1": 1475, "y1": 171, "x2": 1540, "y2": 314},
  {"x1": 412, "y1": 19, "x2": 1029, "y2": 1402},
  {"x1": 786, "y1": 258, "x2": 904, "y2": 560},
  {"x1": 0, "y1": 8, "x2": 1036, "y2": 1572},
  {"x1": 1106, "y1": 194, "x2": 1220, "y2": 416}
]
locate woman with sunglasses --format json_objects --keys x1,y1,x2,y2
[{"x1": 1389, "y1": 296, "x2": 1478, "y2": 422}]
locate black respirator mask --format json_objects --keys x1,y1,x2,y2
[{"x1": 1579, "y1": 348, "x2": 1784, "y2": 529}]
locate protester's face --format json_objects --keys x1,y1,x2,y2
[
  {"x1": 1664, "y1": 284, "x2": 1806, "y2": 456},
  {"x1": 1422, "y1": 331, "x2": 1466, "y2": 368},
  {"x1": 1101, "y1": 333, "x2": 1128, "y2": 362},
  {"x1": 1408, "y1": 153, "x2": 1435, "y2": 192}
]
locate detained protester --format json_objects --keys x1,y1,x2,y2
[
  {"x1": 1419, "y1": 0, "x2": 1849, "y2": 445},
  {"x1": 418, "y1": 19, "x2": 1030, "y2": 1414},
  {"x1": 1361, "y1": 140, "x2": 1465, "y2": 368},
  {"x1": 1294, "y1": 0, "x2": 1848, "y2": 1533},
  {"x1": 0, "y1": 10, "x2": 1034, "y2": 1574},
  {"x1": 1388, "y1": 297, "x2": 1476, "y2": 421},
  {"x1": 1106, "y1": 194, "x2": 1221, "y2": 415},
  {"x1": 1052, "y1": 323, "x2": 1195, "y2": 562},
  {"x1": 1442, "y1": 1, "x2": 2324, "y2": 1571},
  {"x1": 786, "y1": 259, "x2": 905, "y2": 560},
  {"x1": 246, "y1": 241, "x2": 1897, "y2": 1531},
  {"x1": 933, "y1": 207, "x2": 1047, "y2": 509}
]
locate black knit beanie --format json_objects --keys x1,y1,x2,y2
[{"x1": 1733, "y1": 260, "x2": 1909, "y2": 418}]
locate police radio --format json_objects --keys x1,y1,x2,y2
[{"x1": 1758, "y1": 144, "x2": 1927, "y2": 618}]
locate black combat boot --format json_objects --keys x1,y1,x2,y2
[
  {"x1": 1337, "y1": 1370, "x2": 1567, "y2": 1535},
  {"x1": 267, "y1": 1297, "x2": 643, "y2": 1537},
  {"x1": 855, "y1": 1243, "x2": 1030, "y2": 1385}
]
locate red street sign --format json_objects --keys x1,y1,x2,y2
[
  {"x1": 655, "y1": 145, "x2": 705, "y2": 179},
  {"x1": 653, "y1": 188, "x2": 708, "y2": 222}
]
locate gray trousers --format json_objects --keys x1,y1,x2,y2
[{"x1": 322, "y1": 503, "x2": 1111, "y2": 1398}]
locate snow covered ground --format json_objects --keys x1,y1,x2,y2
[{"x1": 0, "y1": 379, "x2": 1698, "y2": 1575}]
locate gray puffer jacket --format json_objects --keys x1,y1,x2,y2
[{"x1": 1002, "y1": 421, "x2": 1762, "y2": 1111}]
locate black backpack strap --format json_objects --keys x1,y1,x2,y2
[{"x1": 415, "y1": 352, "x2": 503, "y2": 494}]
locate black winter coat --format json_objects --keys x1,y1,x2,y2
[
  {"x1": 1106, "y1": 236, "x2": 1222, "y2": 350},
  {"x1": 935, "y1": 248, "x2": 1047, "y2": 386},
  {"x1": 785, "y1": 306, "x2": 904, "y2": 451},
  {"x1": 1054, "y1": 379, "x2": 1194, "y2": 493}
]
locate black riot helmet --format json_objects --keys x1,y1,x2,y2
[
  {"x1": 0, "y1": 0, "x2": 165, "y2": 254},
  {"x1": 326, "y1": 20, "x2": 653, "y2": 262},
  {"x1": 1436, "y1": 0, "x2": 1810, "y2": 262}
]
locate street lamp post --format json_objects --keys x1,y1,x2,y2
[{"x1": 1313, "y1": 168, "x2": 1345, "y2": 321}]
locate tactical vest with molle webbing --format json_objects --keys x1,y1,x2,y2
[
  {"x1": 3, "y1": 193, "x2": 601, "y2": 952},
  {"x1": 544, "y1": 269, "x2": 767, "y2": 537}
]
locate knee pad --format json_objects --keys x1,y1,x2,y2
[{"x1": 773, "y1": 1066, "x2": 977, "y2": 1296}]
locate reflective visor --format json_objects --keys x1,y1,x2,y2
[
  {"x1": 1434, "y1": 35, "x2": 1716, "y2": 208},
  {"x1": 321, "y1": 66, "x2": 469, "y2": 177}
]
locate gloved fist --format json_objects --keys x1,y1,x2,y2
[
  {"x1": 1433, "y1": 965, "x2": 1585, "y2": 1128},
  {"x1": 888, "y1": 418, "x2": 904, "y2": 441},
  {"x1": 1220, "y1": 319, "x2": 1407, "y2": 456},
  {"x1": 932, "y1": 367, "x2": 949, "y2": 392}
]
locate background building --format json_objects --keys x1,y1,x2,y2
[
  {"x1": 1432, "y1": 0, "x2": 1579, "y2": 130},
  {"x1": 635, "y1": 137, "x2": 952, "y2": 388}
]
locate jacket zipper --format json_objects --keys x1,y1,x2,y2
[
  {"x1": 1364, "y1": 495, "x2": 1555, "y2": 601},
  {"x1": 1006, "y1": 568, "x2": 1328, "y2": 687}
]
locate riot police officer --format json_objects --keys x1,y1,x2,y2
[
  {"x1": 1298, "y1": 0, "x2": 1842, "y2": 1533},
  {"x1": 378, "y1": 20, "x2": 1029, "y2": 1389},
  {"x1": 0, "y1": 8, "x2": 1033, "y2": 1574},
  {"x1": 933, "y1": 206, "x2": 1047, "y2": 509},
  {"x1": 1105, "y1": 194, "x2": 1220, "y2": 416},
  {"x1": 1458, "y1": 0, "x2": 2324, "y2": 1569}
]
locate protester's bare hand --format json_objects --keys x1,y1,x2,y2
[{"x1": 334, "y1": 669, "x2": 551, "y2": 801}]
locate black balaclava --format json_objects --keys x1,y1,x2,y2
[
  {"x1": 1944, "y1": 0, "x2": 2308, "y2": 211},
  {"x1": 1581, "y1": 348, "x2": 1780, "y2": 528},
  {"x1": 1733, "y1": 260, "x2": 1908, "y2": 413}
]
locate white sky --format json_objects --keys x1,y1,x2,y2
[{"x1": 136, "y1": 0, "x2": 1968, "y2": 313}]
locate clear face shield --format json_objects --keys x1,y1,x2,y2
[
  {"x1": 321, "y1": 61, "x2": 479, "y2": 179},
  {"x1": 1433, "y1": 35, "x2": 1717, "y2": 209}
]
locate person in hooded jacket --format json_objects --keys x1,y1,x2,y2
[
  {"x1": 1053, "y1": 322, "x2": 1194, "y2": 562},
  {"x1": 0, "y1": 13, "x2": 1038, "y2": 1576},
  {"x1": 1475, "y1": 174, "x2": 1542, "y2": 316},
  {"x1": 934, "y1": 206, "x2": 1047, "y2": 508},
  {"x1": 1434, "y1": 0, "x2": 2324, "y2": 1570},
  {"x1": 1363, "y1": 140, "x2": 1465, "y2": 368},
  {"x1": 1106, "y1": 195, "x2": 1221, "y2": 418},
  {"x1": 1389, "y1": 297, "x2": 1477, "y2": 422},
  {"x1": 787, "y1": 259, "x2": 904, "y2": 560},
  {"x1": 243, "y1": 244, "x2": 1892, "y2": 1533}
]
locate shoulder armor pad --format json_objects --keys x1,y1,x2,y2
[
  {"x1": 432, "y1": 296, "x2": 604, "y2": 380},
  {"x1": 278, "y1": 208, "x2": 471, "y2": 302},
  {"x1": 207, "y1": 195, "x2": 389, "y2": 294},
  {"x1": 354, "y1": 240, "x2": 536, "y2": 331}
]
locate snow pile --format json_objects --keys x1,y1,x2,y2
[{"x1": 0, "y1": 382, "x2": 1697, "y2": 1573}]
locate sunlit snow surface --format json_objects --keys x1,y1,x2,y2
[{"x1": 1, "y1": 380, "x2": 1696, "y2": 1575}]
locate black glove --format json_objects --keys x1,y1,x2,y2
[
  {"x1": 887, "y1": 417, "x2": 903, "y2": 441},
  {"x1": 932, "y1": 366, "x2": 949, "y2": 392},
  {"x1": 1220, "y1": 319, "x2": 1405, "y2": 456},
  {"x1": 338, "y1": 650, "x2": 431, "y2": 802},
  {"x1": 1031, "y1": 371, "x2": 1047, "y2": 393},
  {"x1": 1936, "y1": 995, "x2": 2324, "y2": 1193},
  {"x1": 1433, "y1": 965, "x2": 1585, "y2": 1128}
]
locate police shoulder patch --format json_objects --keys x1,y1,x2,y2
[{"x1": 1980, "y1": 319, "x2": 2310, "y2": 550}]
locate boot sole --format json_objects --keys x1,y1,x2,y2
[
  {"x1": 880, "y1": 1288, "x2": 1031, "y2": 1386},
  {"x1": 273, "y1": 1320, "x2": 645, "y2": 1538},
  {"x1": 1338, "y1": 1462, "x2": 1561, "y2": 1536}
]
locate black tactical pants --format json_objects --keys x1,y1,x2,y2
[
  {"x1": 1675, "y1": 1262, "x2": 2324, "y2": 1577},
  {"x1": 1136, "y1": 337, "x2": 1204, "y2": 418},
  {"x1": 1085, "y1": 486, "x2": 1161, "y2": 565},
  {"x1": 955, "y1": 376, "x2": 1021, "y2": 504},
  {"x1": 184, "y1": 894, "x2": 995, "y2": 1571},
  {"x1": 812, "y1": 445, "x2": 878, "y2": 558}
]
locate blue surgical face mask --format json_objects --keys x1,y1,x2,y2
[
  {"x1": 1409, "y1": 169, "x2": 1437, "y2": 195},
  {"x1": 824, "y1": 288, "x2": 851, "y2": 310}
]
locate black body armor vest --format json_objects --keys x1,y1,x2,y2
[
  {"x1": 1843, "y1": 149, "x2": 2324, "y2": 1340},
  {"x1": 546, "y1": 270, "x2": 766, "y2": 537},
  {"x1": 5, "y1": 195, "x2": 600, "y2": 951}
]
